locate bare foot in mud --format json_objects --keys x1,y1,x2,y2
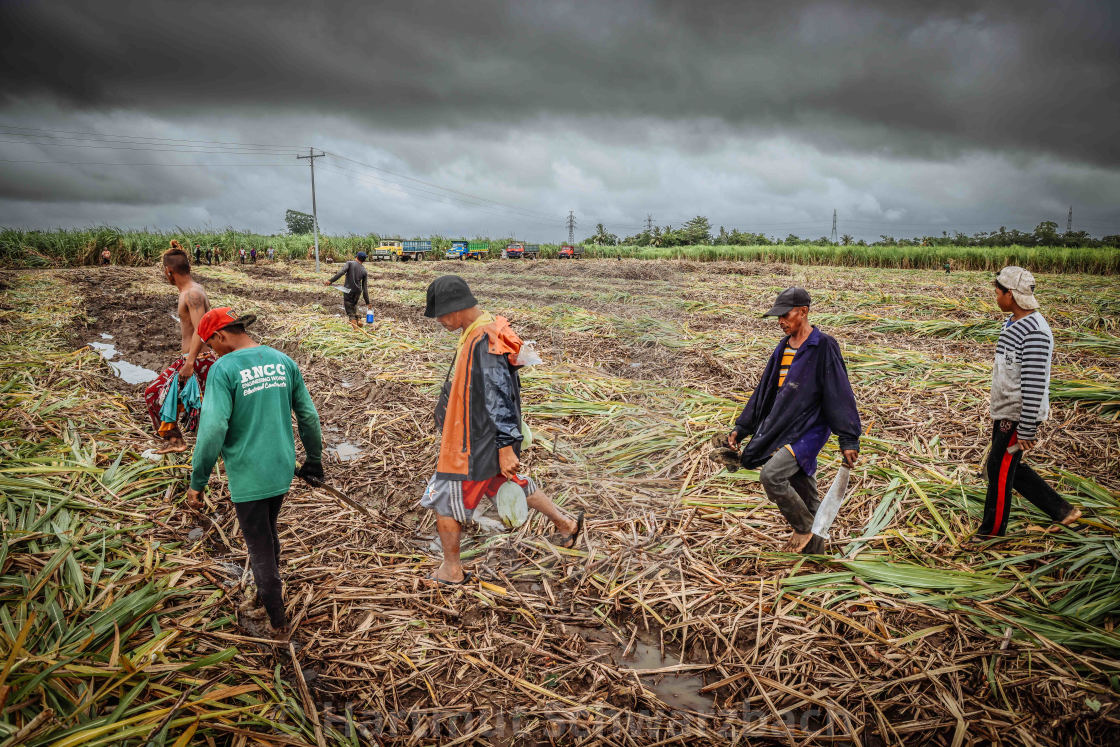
[
  {"x1": 781, "y1": 531, "x2": 813, "y2": 553},
  {"x1": 156, "y1": 437, "x2": 189, "y2": 454}
]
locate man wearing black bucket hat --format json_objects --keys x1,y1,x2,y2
[
  {"x1": 420, "y1": 275, "x2": 583, "y2": 586},
  {"x1": 721, "y1": 287, "x2": 862, "y2": 553}
]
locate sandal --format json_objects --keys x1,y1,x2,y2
[
  {"x1": 550, "y1": 511, "x2": 585, "y2": 549},
  {"x1": 428, "y1": 570, "x2": 474, "y2": 587}
]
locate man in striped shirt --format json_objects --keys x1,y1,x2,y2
[{"x1": 978, "y1": 266, "x2": 1081, "y2": 538}]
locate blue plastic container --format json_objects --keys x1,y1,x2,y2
[{"x1": 366, "y1": 307, "x2": 374, "y2": 324}]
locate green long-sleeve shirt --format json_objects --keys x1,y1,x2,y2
[{"x1": 190, "y1": 345, "x2": 322, "y2": 502}]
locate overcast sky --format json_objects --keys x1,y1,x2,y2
[{"x1": 1, "y1": 0, "x2": 1117, "y2": 242}]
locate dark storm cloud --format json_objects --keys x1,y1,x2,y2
[{"x1": 2, "y1": 0, "x2": 1117, "y2": 166}]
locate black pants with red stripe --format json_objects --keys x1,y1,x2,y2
[{"x1": 979, "y1": 420, "x2": 1072, "y2": 537}]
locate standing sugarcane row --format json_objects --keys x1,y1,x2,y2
[{"x1": 143, "y1": 241, "x2": 1081, "y2": 638}]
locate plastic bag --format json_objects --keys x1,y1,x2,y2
[
  {"x1": 514, "y1": 340, "x2": 543, "y2": 366},
  {"x1": 520, "y1": 418, "x2": 533, "y2": 451},
  {"x1": 495, "y1": 481, "x2": 529, "y2": 529}
]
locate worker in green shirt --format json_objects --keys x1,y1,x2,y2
[{"x1": 186, "y1": 307, "x2": 323, "y2": 637}]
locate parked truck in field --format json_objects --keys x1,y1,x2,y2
[
  {"x1": 372, "y1": 239, "x2": 400, "y2": 261},
  {"x1": 504, "y1": 242, "x2": 525, "y2": 259},
  {"x1": 373, "y1": 239, "x2": 430, "y2": 261},
  {"x1": 558, "y1": 244, "x2": 584, "y2": 259},
  {"x1": 445, "y1": 240, "x2": 489, "y2": 260},
  {"x1": 523, "y1": 244, "x2": 541, "y2": 259}
]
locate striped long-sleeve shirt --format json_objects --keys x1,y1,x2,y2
[{"x1": 990, "y1": 311, "x2": 1053, "y2": 440}]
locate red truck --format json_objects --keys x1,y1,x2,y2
[
  {"x1": 558, "y1": 244, "x2": 584, "y2": 259},
  {"x1": 504, "y1": 243, "x2": 525, "y2": 259}
]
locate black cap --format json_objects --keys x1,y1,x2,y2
[
  {"x1": 424, "y1": 275, "x2": 478, "y2": 318},
  {"x1": 763, "y1": 286, "x2": 811, "y2": 316}
]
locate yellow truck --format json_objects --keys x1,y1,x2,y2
[{"x1": 372, "y1": 239, "x2": 430, "y2": 262}]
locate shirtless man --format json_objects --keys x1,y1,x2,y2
[{"x1": 143, "y1": 243, "x2": 216, "y2": 453}]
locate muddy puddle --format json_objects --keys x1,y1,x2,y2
[
  {"x1": 326, "y1": 441, "x2": 363, "y2": 462},
  {"x1": 582, "y1": 629, "x2": 714, "y2": 713},
  {"x1": 89, "y1": 339, "x2": 159, "y2": 385}
]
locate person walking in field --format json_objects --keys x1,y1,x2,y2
[
  {"x1": 100, "y1": 248, "x2": 111, "y2": 265},
  {"x1": 268, "y1": 246, "x2": 275, "y2": 261},
  {"x1": 250, "y1": 247, "x2": 257, "y2": 263},
  {"x1": 421, "y1": 275, "x2": 583, "y2": 585},
  {"x1": 186, "y1": 307, "x2": 323, "y2": 637},
  {"x1": 974, "y1": 267, "x2": 1081, "y2": 539},
  {"x1": 724, "y1": 287, "x2": 862, "y2": 553},
  {"x1": 323, "y1": 251, "x2": 370, "y2": 331},
  {"x1": 143, "y1": 242, "x2": 216, "y2": 453},
  {"x1": 239, "y1": 247, "x2": 246, "y2": 264},
  {"x1": 194, "y1": 244, "x2": 202, "y2": 265}
]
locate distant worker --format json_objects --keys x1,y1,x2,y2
[
  {"x1": 421, "y1": 276, "x2": 583, "y2": 585},
  {"x1": 267, "y1": 246, "x2": 275, "y2": 261},
  {"x1": 239, "y1": 247, "x2": 246, "y2": 264},
  {"x1": 250, "y1": 247, "x2": 257, "y2": 263},
  {"x1": 974, "y1": 267, "x2": 1080, "y2": 540},
  {"x1": 944, "y1": 261, "x2": 952, "y2": 274},
  {"x1": 100, "y1": 248, "x2": 111, "y2": 265},
  {"x1": 143, "y1": 242, "x2": 214, "y2": 453},
  {"x1": 307, "y1": 245, "x2": 314, "y2": 260},
  {"x1": 204, "y1": 246, "x2": 213, "y2": 266},
  {"x1": 724, "y1": 287, "x2": 861, "y2": 553},
  {"x1": 186, "y1": 307, "x2": 323, "y2": 638},
  {"x1": 194, "y1": 244, "x2": 202, "y2": 265},
  {"x1": 323, "y1": 251, "x2": 370, "y2": 331}
]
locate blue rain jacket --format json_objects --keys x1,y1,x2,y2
[{"x1": 733, "y1": 326, "x2": 861, "y2": 475}]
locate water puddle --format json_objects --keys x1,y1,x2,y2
[
  {"x1": 579, "y1": 628, "x2": 714, "y2": 713},
  {"x1": 623, "y1": 640, "x2": 713, "y2": 713},
  {"x1": 326, "y1": 441, "x2": 363, "y2": 462},
  {"x1": 88, "y1": 340, "x2": 159, "y2": 385}
]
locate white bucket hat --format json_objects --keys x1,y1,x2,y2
[{"x1": 995, "y1": 266, "x2": 1039, "y2": 310}]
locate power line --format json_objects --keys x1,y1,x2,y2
[{"x1": 567, "y1": 210, "x2": 577, "y2": 244}]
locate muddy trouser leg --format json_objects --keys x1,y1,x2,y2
[
  {"x1": 790, "y1": 469, "x2": 820, "y2": 519},
  {"x1": 760, "y1": 448, "x2": 815, "y2": 533},
  {"x1": 235, "y1": 494, "x2": 287, "y2": 628}
]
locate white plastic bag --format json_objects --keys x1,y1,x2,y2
[
  {"x1": 495, "y1": 481, "x2": 529, "y2": 528},
  {"x1": 514, "y1": 340, "x2": 543, "y2": 366},
  {"x1": 520, "y1": 419, "x2": 533, "y2": 451}
]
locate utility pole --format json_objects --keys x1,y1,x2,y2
[
  {"x1": 830, "y1": 209, "x2": 838, "y2": 245},
  {"x1": 1067, "y1": 205, "x2": 1073, "y2": 234},
  {"x1": 645, "y1": 214, "x2": 654, "y2": 233},
  {"x1": 567, "y1": 210, "x2": 576, "y2": 244},
  {"x1": 297, "y1": 148, "x2": 326, "y2": 271}
]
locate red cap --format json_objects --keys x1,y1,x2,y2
[{"x1": 197, "y1": 307, "x2": 256, "y2": 341}]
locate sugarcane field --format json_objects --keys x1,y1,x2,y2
[{"x1": 1, "y1": 251, "x2": 1118, "y2": 746}]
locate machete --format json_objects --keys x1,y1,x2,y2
[{"x1": 298, "y1": 474, "x2": 373, "y2": 517}]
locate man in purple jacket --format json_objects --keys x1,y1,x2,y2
[{"x1": 726, "y1": 287, "x2": 862, "y2": 552}]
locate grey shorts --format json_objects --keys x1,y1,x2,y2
[{"x1": 420, "y1": 473, "x2": 538, "y2": 524}]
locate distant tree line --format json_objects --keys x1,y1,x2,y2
[{"x1": 578, "y1": 217, "x2": 1120, "y2": 248}]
